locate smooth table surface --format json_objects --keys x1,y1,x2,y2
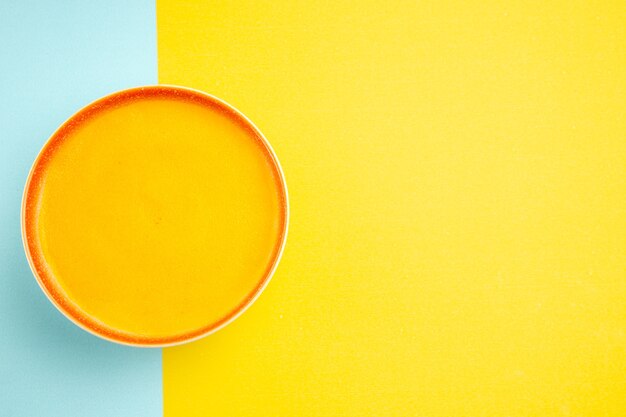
[
  {"x1": 0, "y1": 1, "x2": 161, "y2": 416},
  {"x1": 158, "y1": 1, "x2": 626, "y2": 416}
]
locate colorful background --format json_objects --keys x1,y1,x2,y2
[{"x1": 1, "y1": 1, "x2": 625, "y2": 415}]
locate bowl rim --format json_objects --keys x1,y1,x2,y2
[{"x1": 20, "y1": 84, "x2": 289, "y2": 348}]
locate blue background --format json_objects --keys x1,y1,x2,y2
[{"x1": 0, "y1": 1, "x2": 161, "y2": 415}]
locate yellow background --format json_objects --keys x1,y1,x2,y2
[{"x1": 158, "y1": 1, "x2": 626, "y2": 415}]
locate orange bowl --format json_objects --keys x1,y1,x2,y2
[{"x1": 21, "y1": 85, "x2": 289, "y2": 347}]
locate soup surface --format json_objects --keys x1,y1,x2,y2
[{"x1": 23, "y1": 86, "x2": 288, "y2": 345}]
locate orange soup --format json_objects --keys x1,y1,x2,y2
[{"x1": 22, "y1": 86, "x2": 288, "y2": 346}]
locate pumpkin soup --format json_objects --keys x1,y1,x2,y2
[{"x1": 22, "y1": 86, "x2": 288, "y2": 346}]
